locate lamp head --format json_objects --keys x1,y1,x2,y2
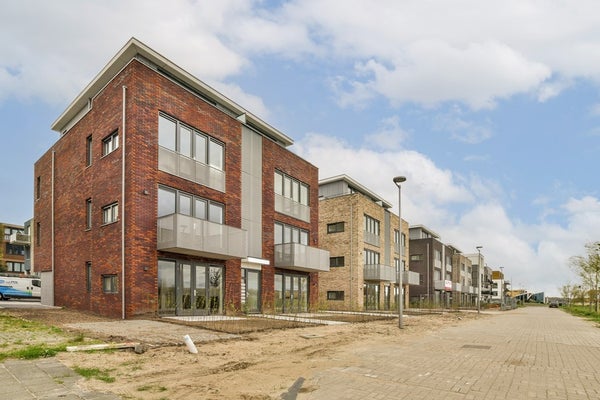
[
  {"x1": 476, "y1": 246, "x2": 482, "y2": 251},
  {"x1": 393, "y1": 176, "x2": 407, "y2": 187}
]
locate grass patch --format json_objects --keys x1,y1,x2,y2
[
  {"x1": 564, "y1": 305, "x2": 600, "y2": 323},
  {"x1": 0, "y1": 313, "x2": 98, "y2": 361},
  {"x1": 73, "y1": 366, "x2": 116, "y2": 383}
]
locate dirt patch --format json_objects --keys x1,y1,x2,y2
[{"x1": 1, "y1": 307, "x2": 485, "y2": 399}]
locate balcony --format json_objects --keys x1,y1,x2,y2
[
  {"x1": 274, "y1": 243, "x2": 329, "y2": 273},
  {"x1": 274, "y1": 194, "x2": 310, "y2": 222},
  {"x1": 452, "y1": 282, "x2": 462, "y2": 292},
  {"x1": 364, "y1": 231, "x2": 380, "y2": 247},
  {"x1": 9, "y1": 233, "x2": 30, "y2": 246},
  {"x1": 403, "y1": 270, "x2": 420, "y2": 286},
  {"x1": 364, "y1": 264, "x2": 395, "y2": 281},
  {"x1": 158, "y1": 147, "x2": 225, "y2": 192},
  {"x1": 157, "y1": 214, "x2": 247, "y2": 260},
  {"x1": 434, "y1": 279, "x2": 452, "y2": 291}
]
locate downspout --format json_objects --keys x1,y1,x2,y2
[
  {"x1": 426, "y1": 242, "x2": 430, "y2": 304},
  {"x1": 121, "y1": 86, "x2": 127, "y2": 320},
  {"x1": 51, "y1": 151, "x2": 55, "y2": 304},
  {"x1": 349, "y1": 202, "x2": 353, "y2": 308}
]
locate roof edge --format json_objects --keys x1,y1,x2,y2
[{"x1": 51, "y1": 37, "x2": 294, "y2": 147}]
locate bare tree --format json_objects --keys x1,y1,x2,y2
[
  {"x1": 570, "y1": 242, "x2": 600, "y2": 312},
  {"x1": 560, "y1": 283, "x2": 575, "y2": 306}
]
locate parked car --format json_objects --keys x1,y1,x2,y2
[{"x1": 549, "y1": 301, "x2": 559, "y2": 308}]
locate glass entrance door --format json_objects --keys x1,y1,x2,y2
[
  {"x1": 168, "y1": 261, "x2": 222, "y2": 316},
  {"x1": 276, "y1": 273, "x2": 308, "y2": 313}
]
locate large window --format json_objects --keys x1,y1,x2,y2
[
  {"x1": 364, "y1": 249, "x2": 380, "y2": 265},
  {"x1": 102, "y1": 130, "x2": 119, "y2": 156},
  {"x1": 274, "y1": 222, "x2": 309, "y2": 245},
  {"x1": 274, "y1": 170, "x2": 309, "y2": 206},
  {"x1": 158, "y1": 186, "x2": 224, "y2": 223},
  {"x1": 364, "y1": 215, "x2": 380, "y2": 235},
  {"x1": 158, "y1": 114, "x2": 224, "y2": 170},
  {"x1": 102, "y1": 202, "x2": 119, "y2": 224}
]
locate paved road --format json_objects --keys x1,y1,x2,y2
[{"x1": 297, "y1": 307, "x2": 600, "y2": 399}]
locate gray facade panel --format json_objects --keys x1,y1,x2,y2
[{"x1": 241, "y1": 126, "x2": 263, "y2": 258}]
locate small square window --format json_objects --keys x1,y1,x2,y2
[
  {"x1": 102, "y1": 202, "x2": 118, "y2": 224},
  {"x1": 102, "y1": 275, "x2": 118, "y2": 293},
  {"x1": 102, "y1": 130, "x2": 119, "y2": 156}
]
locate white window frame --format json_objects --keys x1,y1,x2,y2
[
  {"x1": 102, "y1": 130, "x2": 119, "y2": 156},
  {"x1": 102, "y1": 202, "x2": 119, "y2": 225}
]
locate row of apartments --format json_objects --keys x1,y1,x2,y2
[{"x1": 22, "y1": 38, "x2": 504, "y2": 319}]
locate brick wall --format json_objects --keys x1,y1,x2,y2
[{"x1": 261, "y1": 138, "x2": 320, "y2": 312}]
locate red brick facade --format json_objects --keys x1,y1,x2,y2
[{"x1": 35, "y1": 49, "x2": 321, "y2": 318}]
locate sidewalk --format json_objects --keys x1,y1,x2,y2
[
  {"x1": 296, "y1": 307, "x2": 600, "y2": 399},
  {"x1": 0, "y1": 358, "x2": 119, "y2": 400}
]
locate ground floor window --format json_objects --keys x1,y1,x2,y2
[
  {"x1": 327, "y1": 291, "x2": 344, "y2": 301},
  {"x1": 384, "y1": 285, "x2": 391, "y2": 310},
  {"x1": 158, "y1": 259, "x2": 224, "y2": 316},
  {"x1": 241, "y1": 268, "x2": 261, "y2": 313},
  {"x1": 102, "y1": 275, "x2": 118, "y2": 293},
  {"x1": 274, "y1": 272, "x2": 308, "y2": 313},
  {"x1": 364, "y1": 282, "x2": 380, "y2": 311}
]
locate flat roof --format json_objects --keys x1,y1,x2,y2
[
  {"x1": 319, "y1": 174, "x2": 393, "y2": 209},
  {"x1": 51, "y1": 37, "x2": 294, "y2": 147}
]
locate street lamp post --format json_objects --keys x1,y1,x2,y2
[
  {"x1": 476, "y1": 246, "x2": 482, "y2": 314},
  {"x1": 500, "y1": 266, "x2": 504, "y2": 307},
  {"x1": 394, "y1": 176, "x2": 407, "y2": 329}
]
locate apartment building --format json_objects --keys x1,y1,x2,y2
[
  {"x1": 1, "y1": 222, "x2": 30, "y2": 275},
  {"x1": 318, "y1": 175, "x2": 413, "y2": 311},
  {"x1": 408, "y1": 225, "x2": 451, "y2": 307},
  {"x1": 447, "y1": 245, "x2": 475, "y2": 307},
  {"x1": 465, "y1": 252, "x2": 490, "y2": 306},
  {"x1": 34, "y1": 38, "x2": 328, "y2": 319}
]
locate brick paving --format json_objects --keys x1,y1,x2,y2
[{"x1": 297, "y1": 307, "x2": 600, "y2": 399}]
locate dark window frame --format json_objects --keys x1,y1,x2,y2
[
  {"x1": 327, "y1": 291, "x2": 345, "y2": 301},
  {"x1": 327, "y1": 222, "x2": 345, "y2": 234},
  {"x1": 329, "y1": 256, "x2": 345, "y2": 267}
]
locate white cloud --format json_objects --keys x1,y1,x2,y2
[
  {"x1": 363, "y1": 116, "x2": 409, "y2": 150},
  {"x1": 5, "y1": 1, "x2": 600, "y2": 110}
]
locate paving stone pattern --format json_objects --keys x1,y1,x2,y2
[{"x1": 298, "y1": 307, "x2": 600, "y2": 399}]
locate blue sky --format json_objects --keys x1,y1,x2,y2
[{"x1": 2, "y1": 0, "x2": 600, "y2": 296}]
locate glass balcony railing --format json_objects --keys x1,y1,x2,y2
[
  {"x1": 274, "y1": 193, "x2": 310, "y2": 222},
  {"x1": 158, "y1": 147, "x2": 225, "y2": 193},
  {"x1": 157, "y1": 214, "x2": 247, "y2": 260},
  {"x1": 274, "y1": 243, "x2": 329, "y2": 272},
  {"x1": 9, "y1": 232, "x2": 30, "y2": 245},
  {"x1": 364, "y1": 264, "x2": 395, "y2": 281}
]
